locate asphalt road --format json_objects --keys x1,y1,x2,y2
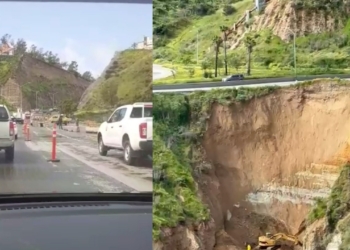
[
  {"x1": 153, "y1": 74, "x2": 350, "y2": 93},
  {"x1": 0, "y1": 124, "x2": 152, "y2": 194}
]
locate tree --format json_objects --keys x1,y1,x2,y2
[
  {"x1": 220, "y1": 25, "x2": 230, "y2": 75},
  {"x1": 0, "y1": 34, "x2": 11, "y2": 45},
  {"x1": 13, "y1": 38, "x2": 27, "y2": 55},
  {"x1": 58, "y1": 99, "x2": 78, "y2": 115},
  {"x1": 68, "y1": 61, "x2": 78, "y2": 72},
  {"x1": 212, "y1": 36, "x2": 222, "y2": 77},
  {"x1": 82, "y1": 71, "x2": 95, "y2": 82},
  {"x1": 244, "y1": 33, "x2": 257, "y2": 76},
  {"x1": 229, "y1": 55, "x2": 241, "y2": 72}
]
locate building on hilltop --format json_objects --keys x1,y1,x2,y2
[
  {"x1": 0, "y1": 42, "x2": 14, "y2": 56},
  {"x1": 134, "y1": 36, "x2": 152, "y2": 50}
]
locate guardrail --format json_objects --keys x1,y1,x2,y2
[{"x1": 153, "y1": 74, "x2": 350, "y2": 91}]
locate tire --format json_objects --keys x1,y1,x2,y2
[
  {"x1": 5, "y1": 146, "x2": 14, "y2": 162},
  {"x1": 123, "y1": 140, "x2": 136, "y2": 165},
  {"x1": 15, "y1": 134, "x2": 17, "y2": 140},
  {"x1": 98, "y1": 135, "x2": 108, "y2": 156}
]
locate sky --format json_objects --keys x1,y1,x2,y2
[{"x1": 0, "y1": 2, "x2": 152, "y2": 77}]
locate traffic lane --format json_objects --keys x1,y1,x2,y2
[
  {"x1": 27, "y1": 125, "x2": 152, "y2": 192},
  {"x1": 152, "y1": 74, "x2": 350, "y2": 90},
  {"x1": 0, "y1": 137, "x2": 122, "y2": 194},
  {"x1": 38, "y1": 123, "x2": 152, "y2": 168}
]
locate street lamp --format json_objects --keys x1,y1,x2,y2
[
  {"x1": 193, "y1": 27, "x2": 199, "y2": 65},
  {"x1": 287, "y1": 28, "x2": 297, "y2": 80}
]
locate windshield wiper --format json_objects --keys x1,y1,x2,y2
[{"x1": 0, "y1": 192, "x2": 152, "y2": 204}]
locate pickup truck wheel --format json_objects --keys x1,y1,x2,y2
[
  {"x1": 123, "y1": 140, "x2": 135, "y2": 165},
  {"x1": 5, "y1": 146, "x2": 14, "y2": 162},
  {"x1": 98, "y1": 136, "x2": 108, "y2": 156}
]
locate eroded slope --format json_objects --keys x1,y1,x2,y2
[
  {"x1": 0, "y1": 54, "x2": 90, "y2": 110},
  {"x1": 154, "y1": 79, "x2": 350, "y2": 249}
]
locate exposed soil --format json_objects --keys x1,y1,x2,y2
[
  {"x1": 198, "y1": 82, "x2": 350, "y2": 248},
  {"x1": 1, "y1": 54, "x2": 90, "y2": 110},
  {"x1": 252, "y1": 0, "x2": 347, "y2": 40}
]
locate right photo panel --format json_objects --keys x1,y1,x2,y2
[{"x1": 153, "y1": 0, "x2": 350, "y2": 249}]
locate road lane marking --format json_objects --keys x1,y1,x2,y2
[{"x1": 44, "y1": 127, "x2": 83, "y2": 142}]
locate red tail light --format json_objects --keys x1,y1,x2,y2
[
  {"x1": 9, "y1": 121, "x2": 14, "y2": 136},
  {"x1": 139, "y1": 122, "x2": 147, "y2": 139}
]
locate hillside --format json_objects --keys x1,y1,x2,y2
[
  {"x1": 0, "y1": 54, "x2": 90, "y2": 112},
  {"x1": 76, "y1": 49, "x2": 152, "y2": 120},
  {"x1": 153, "y1": 78, "x2": 350, "y2": 249},
  {"x1": 153, "y1": 0, "x2": 350, "y2": 84}
]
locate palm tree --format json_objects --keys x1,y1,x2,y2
[
  {"x1": 220, "y1": 26, "x2": 230, "y2": 75},
  {"x1": 244, "y1": 34, "x2": 256, "y2": 76},
  {"x1": 212, "y1": 36, "x2": 222, "y2": 77}
]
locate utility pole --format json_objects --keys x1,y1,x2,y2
[
  {"x1": 196, "y1": 30, "x2": 199, "y2": 65},
  {"x1": 288, "y1": 28, "x2": 297, "y2": 80},
  {"x1": 35, "y1": 91, "x2": 38, "y2": 109},
  {"x1": 224, "y1": 32, "x2": 228, "y2": 75}
]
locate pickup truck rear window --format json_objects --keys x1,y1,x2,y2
[
  {"x1": 130, "y1": 107, "x2": 152, "y2": 118},
  {"x1": 0, "y1": 107, "x2": 9, "y2": 121}
]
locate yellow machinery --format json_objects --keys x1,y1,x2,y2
[
  {"x1": 48, "y1": 114, "x2": 71, "y2": 125},
  {"x1": 257, "y1": 232, "x2": 303, "y2": 250}
]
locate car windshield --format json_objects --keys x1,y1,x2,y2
[{"x1": 0, "y1": 1, "x2": 152, "y2": 194}]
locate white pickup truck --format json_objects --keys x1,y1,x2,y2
[
  {"x1": 0, "y1": 105, "x2": 15, "y2": 161},
  {"x1": 97, "y1": 102, "x2": 152, "y2": 165}
]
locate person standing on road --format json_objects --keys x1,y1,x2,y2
[
  {"x1": 245, "y1": 242, "x2": 251, "y2": 250},
  {"x1": 58, "y1": 114, "x2": 63, "y2": 129}
]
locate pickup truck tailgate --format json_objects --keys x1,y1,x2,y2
[
  {"x1": 0, "y1": 120, "x2": 9, "y2": 139},
  {"x1": 146, "y1": 118, "x2": 152, "y2": 140}
]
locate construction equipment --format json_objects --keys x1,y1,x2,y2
[{"x1": 256, "y1": 232, "x2": 303, "y2": 250}]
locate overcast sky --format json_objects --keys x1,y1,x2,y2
[{"x1": 0, "y1": 2, "x2": 152, "y2": 77}]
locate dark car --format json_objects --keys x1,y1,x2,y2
[{"x1": 222, "y1": 74, "x2": 244, "y2": 82}]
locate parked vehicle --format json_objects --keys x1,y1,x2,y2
[
  {"x1": 0, "y1": 105, "x2": 15, "y2": 161},
  {"x1": 97, "y1": 102, "x2": 153, "y2": 165}
]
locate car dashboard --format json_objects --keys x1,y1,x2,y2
[{"x1": 0, "y1": 194, "x2": 152, "y2": 250}]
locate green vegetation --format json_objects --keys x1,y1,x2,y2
[
  {"x1": 77, "y1": 49, "x2": 152, "y2": 120},
  {"x1": 153, "y1": 94, "x2": 210, "y2": 240},
  {"x1": 153, "y1": 0, "x2": 350, "y2": 84}
]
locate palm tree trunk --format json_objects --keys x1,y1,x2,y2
[
  {"x1": 224, "y1": 34, "x2": 228, "y2": 75},
  {"x1": 215, "y1": 47, "x2": 219, "y2": 77},
  {"x1": 247, "y1": 48, "x2": 251, "y2": 76}
]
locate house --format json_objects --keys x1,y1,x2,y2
[
  {"x1": 0, "y1": 43, "x2": 14, "y2": 56},
  {"x1": 135, "y1": 36, "x2": 153, "y2": 50}
]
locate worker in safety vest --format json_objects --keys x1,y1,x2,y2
[{"x1": 244, "y1": 242, "x2": 251, "y2": 250}]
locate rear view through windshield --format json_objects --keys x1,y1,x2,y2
[
  {"x1": 0, "y1": 107, "x2": 9, "y2": 121},
  {"x1": 130, "y1": 107, "x2": 152, "y2": 118}
]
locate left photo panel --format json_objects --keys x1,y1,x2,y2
[{"x1": 0, "y1": 0, "x2": 153, "y2": 249}]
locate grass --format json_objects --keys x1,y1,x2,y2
[
  {"x1": 0, "y1": 56, "x2": 19, "y2": 85},
  {"x1": 154, "y1": 3, "x2": 350, "y2": 85},
  {"x1": 154, "y1": 0, "x2": 253, "y2": 61},
  {"x1": 79, "y1": 49, "x2": 152, "y2": 112}
]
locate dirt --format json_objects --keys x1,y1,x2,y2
[
  {"x1": 1, "y1": 54, "x2": 90, "y2": 110},
  {"x1": 252, "y1": 0, "x2": 346, "y2": 40},
  {"x1": 158, "y1": 81, "x2": 350, "y2": 249}
]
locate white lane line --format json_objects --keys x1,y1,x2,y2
[
  {"x1": 44, "y1": 127, "x2": 82, "y2": 142},
  {"x1": 24, "y1": 141, "x2": 41, "y2": 151}
]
